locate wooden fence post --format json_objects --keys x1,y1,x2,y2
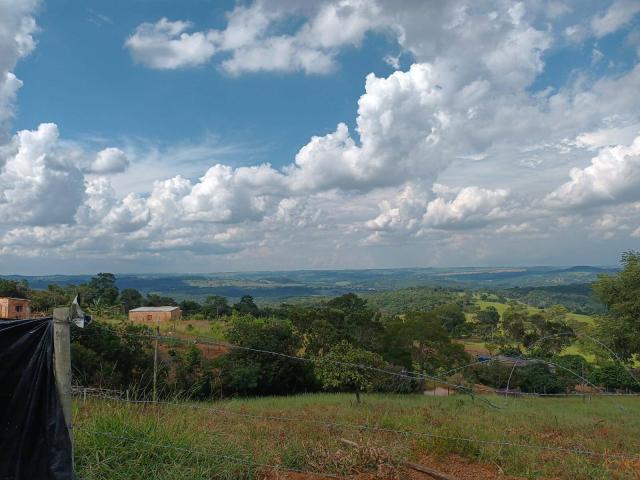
[
  {"x1": 53, "y1": 307, "x2": 73, "y2": 470},
  {"x1": 153, "y1": 323, "x2": 159, "y2": 403}
]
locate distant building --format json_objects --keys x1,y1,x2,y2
[
  {"x1": 128, "y1": 306, "x2": 181, "y2": 323},
  {"x1": 0, "y1": 298, "x2": 31, "y2": 320}
]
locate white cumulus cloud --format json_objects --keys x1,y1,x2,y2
[
  {"x1": 86, "y1": 147, "x2": 129, "y2": 174},
  {"x1": 546, "y1": 134, "x2": 640, "y2": 209},
  {"x1": 125, "y1": 18, "x2": 217, "y2": 69}
]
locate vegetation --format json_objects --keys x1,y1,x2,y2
[
  {"x1": 7, "y1": 256, "x2": 640, "y2": 477},
  {"x1": 593, "y1": 251, "x2": 640, "y2": 362},
  {"x1": 74, "y1": 393, "x2": 640, "y2": 479}
]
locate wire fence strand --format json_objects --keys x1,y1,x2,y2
[{"x1": 73, "y1": 387, "x2": 640, "y2": 461}]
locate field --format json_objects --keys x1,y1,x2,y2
[
  {"x1": 474, "y1": 298, "x2": 594, "y2": 326},
  {"x1": 73, "y1": 393, "x2": 640, "y2": 480}
]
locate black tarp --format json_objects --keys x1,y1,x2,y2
[{"x1": 0, "y1": 318, "x2": 73, "y2": 479}]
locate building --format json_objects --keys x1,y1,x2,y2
[
  {"x1": 128, "y1": 306, "x2": 181, "y2": 323},
  {"x1": 0, "y1": 297, "x2": 31, "y2": 320}
]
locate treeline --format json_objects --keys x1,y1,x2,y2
[
  {"x1": 502, "y1": 283, "x2": 605, "y2": 315},
  {"x1": 0, "y1": 272, "x2": 263, "y2": 319},
  {"x1": 6, "y1": 252, "x2": 640, "y2": 398},
  {"x1": 71, "y1": 293, "x2": 471, "y2": 401}
]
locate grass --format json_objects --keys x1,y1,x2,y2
[
  {"x1": 73, "y1": 393, "x2": 640, "y2": 479},
  {"x1": 100, "y1": 316, "x2": 229, "y2": 342}
]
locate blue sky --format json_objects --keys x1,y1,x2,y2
[
  {"x1": 14, "y1": 0, "x2": 401, "y2": 171},
  {"x1": 0, "y1": 0, "x2": 640, "y2": 274}
]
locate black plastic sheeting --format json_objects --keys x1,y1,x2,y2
[{"x1": 0, "y1": 318, "x2": 73, "y2": 480}]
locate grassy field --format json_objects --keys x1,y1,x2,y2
[
  {"x1": 73, "y1": 393, "x2": 640, "y2": 480},
  {"x1": 101, "y1": 316, "x2": 229, "y2": 341},
  {"x1": 474, "y1": 299, "x2": 594, "y2": 326}
]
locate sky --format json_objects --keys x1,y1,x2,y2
[{"x1": 0, "y1": 0, "x2": 639, "y2": 275}]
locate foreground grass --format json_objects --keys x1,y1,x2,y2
[{"x1": 74, "y1": 393, "x2": 640, "y2": 479}]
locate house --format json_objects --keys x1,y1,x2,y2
[
  {"x1": 128, "y1": 306, "x2": 181, "y2": 323},
  {"x1": 0, "y1": 297, "x2": 31, "y2": 320}
]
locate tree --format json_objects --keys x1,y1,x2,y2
[
  {"x1": 71, "y1": 322, "x2": 155, "y2": 390},
  {"x1": 120, "y1": 288, "x2": 143, "y2": 313},
  {"x1": 215, "y1": 316, "x2": 314, "y2": 396},
  {"x1": 475, "y1": 306, "x2": 500, "y2": 328},
  {"x1": 144, "y1": 293, "x2": 177, "y2": 307},
  {"x1": 0, "y1": 279, "x2": 29, "y2": 298},
  {"x1": 233, "y1": 295, "x2": 259, "y2": 316},
  {"x1": 30, "y1": 284, "x2": 75, "y2": 313},
  {"x1": 502, "y1": 302, "x2": 528, "y2": 341},
  {"x1": 179, "y1": 299, "x2": 202, "y2": 316},
  {"x1": 326, "y1": 294, "x2": 384, "y2": 351},
  {"x1": 84, "y1": 273, "x2": 119, "y2": 305},
  {"x1": 382, "y1": 311, "x2": 469, "y2": 374},
  {"x1": 433, "y1": 303, "x2": 466, "y2": 336},
  {"x1": 202, "y1": 295, "x2": 231, "y2": 318},
  {"x1": 314, "y1": 340, "x2": 385, "y2": 403},
  {"x1": 593, "y1": 251, "x2": 640, "y2": 361}
]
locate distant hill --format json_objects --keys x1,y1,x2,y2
[{"x1": 1, "y1": 265, "x2": 619, "y2": 304}]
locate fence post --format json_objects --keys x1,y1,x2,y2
[
  {"x1": 53, "y1": 307, "x2": 73, "y2": 470},
  {"x1": 153, "y1": 323, "x2": 159, "y2": 403}
]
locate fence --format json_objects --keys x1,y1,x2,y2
[
  {"x1": 68, "y1": 324, "x2": 640, "y2": 477},
  {"x1": 4, "y1": 312, "x2": 640, "y2": 479}
]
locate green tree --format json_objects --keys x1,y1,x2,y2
[
  {"x1": 84, "y1": 273, "x2": 119, "y2": 305},
  {"x1": 593, "y1": 251, "x2": 640, "y2": 361},
  {"x1": 144, "y1": 293, "x2": 178, "y2": 307},
  {"x1": 70, "y1": 321, "x2": 156, "y2": 390},
  {"x1": 233, "y1": 295, "x2": 259, "y2": 316},
  {"x1": 314, "y1": 340, "x2": 385, "y2": 403},
  {"x1": 179, "y1": 299, "x2": 202, "y2": 316},
  {"x1": 0, "y1": 279, "x2": 29, "y2": 298},
  {"x1": 502, "y1": 302, "x2": 528, "y2": 341},
  {"x1": 432, "y1": 303, "x2": 466, "y2": 336},
  {"x1": 325, "y1": 293, "x2": 384, "y2": 351},
  {"x1": 382, "y1": 311, "x2": 469, "y2": 374},
  {"x1": 120, "y1": 288, "x2": 143, "y2": 313},
  {"x1": 475, "y1": 306, "x2": 500, "y2": 327},
  {"x1": 202, "y1": 295, "x2": 231, "y2": 317},
  {"x1": 215, "y1": 316, "x2": 314, "y2": 396}
]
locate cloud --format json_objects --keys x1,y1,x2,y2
[
  {"x1": 0, "y1": 123, "x2": 85, "y2": 226},
  {"x1": 496, "y1": 223, "x2": 537, "y2": 235},
  {"x1": 366, "y1": 184, "x2": 512, "y2": 235},
  {"x1": 591, "y1": 0, "x2": 640, "y2": 38},
  {"x1": 546, "y1": 134, "x2": 640, "y2": 209},
  {"x1": 423, "y1": 187, "x2": 511, "y2": 229},
  {"x1": 125, "y1": 18, "x2": 217, "y2": 69},
  {"x1": 0, "y1": 0, "x2": 38, "y2": 140},
  {"x1": 86, "y1": 147, "x2": 129, "y2": 174},
  {"x1": 125, "y1": 1, "x2": 384, "y2": 75},
  {"x1": 5, "y1": 0, "x2": 640, "y2": 271}
]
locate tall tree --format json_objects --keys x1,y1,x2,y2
[
  {"x1": 120, "y1": 288, "x2": 143, "y2": 313},
  {"x1": 382, "y1": 311, "x2": 469, "y2": 374},
  {"x1": 85, "y1": 273, "x2": 119, "y2": 305},
  {"x1": 202, "y1": 295, "x2": 231, "y2": 317},
  {"x1": 233, "y1": 295, "x2": 259, "y2": 316},
  {"x1": 593, "y1": 251, "x2": 640, "y2": 361},
  {"x1": 314, "y1": 340, "x2": 385, "y2": 403}
]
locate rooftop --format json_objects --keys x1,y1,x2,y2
[{"x1": 129, "y1": 306, "x2": 179, "y2": 312}]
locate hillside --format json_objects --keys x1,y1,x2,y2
[
  {"x1": 74, "y1": 393, "x2": 640, "y2": 479},
  {"x1": 2, "y1": 265, "x2": 618, "y2": 304}
]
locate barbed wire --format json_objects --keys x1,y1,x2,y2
[
  {"x1": 73, "y1": 388, "x2": 640, "y2": 461},
  {"x1": 72, "y1": 327, "x2": 505, "y2": 407},
  {"x1": 74, "y1": 426, "x2": 341, "y2": 478}
]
